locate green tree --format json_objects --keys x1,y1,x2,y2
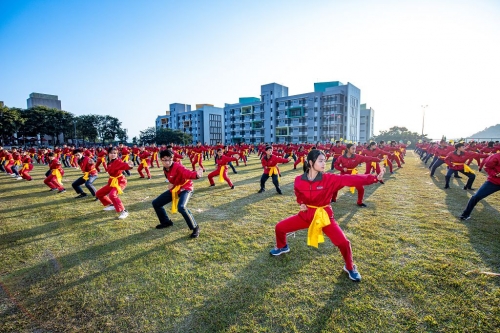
[
  {"x1": 139, "y1": 127, "x2": 157, "y2": 144},
  {"x1": 155, "y1": 128, "x2": 192, "y2": 145},
  {"x1": 75, "y1": 115, "x2": 100, "y2": 143},
  {"x1": 0, "y1": 106, "x2": 24, "y2": 145},
  {"x1": 95, "y1": 115, "x2": 127, "y2": 144},
  {"x1": 372, "y1": 126, "x2": 430, "y2": 148}
]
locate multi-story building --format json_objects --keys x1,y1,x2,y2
[
  {"x1": 155, "y1": 103, "x2": 224, "y2": 145},
  {"x1": 224, "y1": 81, "x2": 362, "y2": 144},
  {"x1": 27, "y1": 93, "x2": 62, "y2": 110},
  {"x1": 359, "y1": 104, "x2": 375, "y2": 143}
]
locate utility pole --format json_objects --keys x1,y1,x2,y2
[{"x1": 421, "y1": 105, "x2": 428, "y2": 136}]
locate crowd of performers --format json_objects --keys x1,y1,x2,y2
[
  {"x1": 1, "y1": 139, "x2": 499, "y2": 282},
  {"x1": 415, "y1": 140, "x2": 500, "y2": 220}
]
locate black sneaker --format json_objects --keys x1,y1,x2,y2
[
  {"x1": 75, "y1": 193, "x2": 87, "y2": 199},
  {"x1": 190, "y1": 226, "x2": 199, "y2": 238},
  {"x1": 277, "y1": 189, "x2": 282, "y2": 195},
  {"x1": 156, "y1": 222, "x2": 174, "y2": 229},
  {"x1": 454, "y1": 175, "x2": 462, "y2": 179},
  {"x1": 230, "y1": 185, "x2": 234, "y2": 189},
  {"x1": 357, "y1": 203, "x2": 367, "y2": 207},
  {"x1": 58, "y1": 189, "x2": 66, "y2": 193},
  {"x1": 444, "y1": 185, "x2": 450, "y2": 189},
  {"x1": 459, "y1": 215, "x2": 471, "y2": 220},
  {"x1": 258, "y1": 188, "x2": 265, "y2": 193}
]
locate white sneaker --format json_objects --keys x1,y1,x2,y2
[
  {"x1": 103, "y1": 205, "x2": 115, "y2": 211},
  {"x1": 10, "y1": 174, "x2": 17, "y2": 177},
  {"x1": 16, "y1": 176, "x2": 23, "y2": 180},
  {"x1": 118, "y1": 210, "x2": 129, "y2": 219}
]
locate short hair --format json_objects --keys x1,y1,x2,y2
[{"x1": 159, "y1": 150, "x2": 174, "y2": 159}]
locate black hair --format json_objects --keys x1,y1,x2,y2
[
  {"x1": 346, "y1": 143, "x2": 354, "y2": 150},
  {"x1": 159, "y1": 150, "x2": 174, "y2": 159},
  {"x1": 265, "y1": 145, "x2": 272, "y2": 151},
  {"x1": 369, "y1": 142, "x2": 376, "y2": 147},
  {"x1": 488, "y1": 141, "x2": 494, "y2": 148},
  {"x1": 303, "y1": 149, "x2": 325, "y2": 173},
  {"x1": 217, "y1": 148, "x2": 223, "y2": 152}
]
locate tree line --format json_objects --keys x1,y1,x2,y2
[{"x1": 0, "y1": 105, "x2": 127, "y2": 146}]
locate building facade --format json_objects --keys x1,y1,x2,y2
[
  {"x1": 360, "y1": 104, "x2": 375, "y2": 143},
  {"x1": 155, "y1": 103, "x2": 224, "y2": 145},
  {"x1": 224, "y1": 81, "x2": 362, "y2": 144},
  {"x1": 27, "y1": 93, "x2": 62, "y2": 110}
]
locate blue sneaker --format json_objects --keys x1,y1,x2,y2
[
  {"x1": 343, "y1": 264, "x2": 361, "y2": 282},
  {"x1": 270, "y1": 244, "x2": 290, "y2": 256}
]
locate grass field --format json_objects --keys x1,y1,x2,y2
[{"x1": 1, "y1": 151, "x2": 499, "y2": 333}]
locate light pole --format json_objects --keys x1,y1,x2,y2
[{"x1": 421, "y1": 105, "x2": 428, "y2": 136}]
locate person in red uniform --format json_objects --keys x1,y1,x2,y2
[
  {"x1": 153, "y1": 150, "x2": 204, "y2": 238},
  {"x1": 131, "y1": 144, "x2": 140, "y2": 166},
  {"x1": 293, "y1": 146, "x2": 308, "y2": 170},
  {"x1": 269, "y1": 149, "x2": 385, "y2": 282},
  {"x1": 208, "y1": 148, "x2": 239, "y2": 189},
  {"x1": 43, "y1": 152, "x2": 65, "y2": 193},
  {"x1": 166, "y1": 144, "x2": 184, "y2": 162},
  {"x1": 429, "y1": 140, "x2": 455, "y2": 177},
  {"x1": 150, "y1": 143, "x2": 160, "y2": 168},
  {"x1": 258, "y1": 145, "x2": 290, "y2": 195},
  {"x1": 460, "y1": 153, "x2": 500, "y2": 220},
  {"x1": 95, "y1": 148, "x2": 134, "y2": 219},
  {"x1": 444, "y1": 143, "x2": 487, "y2": 190},
  {"x1": 190, "y1": 141, "x2": 208, "y2": 171},
  {"x1": 71, "y1": 150, "x2": 98, "y2": 199},
  {"x1": 19, "y1": 150, "x2": 34, "y2": 181},
  {"x1": 332, "y1": 143, "x2": 381, "y2": 207},
  {"x1": 362, "y1": 142, "x2": 385, "y2": 175},
  {"x1": 137, "y1": 146, "x2": 152, "y2": 179},
  {"x1": 329, "y1": 141, "x2": 346, "y2": 171},
  {"x1": 118, "y1": 142, "x2": 131, "y2": 176},
  {"x1": 95, "y1": 147, "x2": 108, "y2": 173}
]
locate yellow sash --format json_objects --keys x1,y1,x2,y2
[
  {"x1": 70, "y1": 155, "x2": 75, "y2": 164},
  {"x1": 268, "y1": 166, "x2": 280, "y2": 183},
  {"x1": 452, "y1": 163, "x2": 474, "y2": 174},
  {"x1": 383, "y1": 155, "x2": 389, "y2": 166},
  {"x1": 300, "y1": 156, "x2": 305, "y2": 164},
  {"x1": 141, "y1": 158, "x2": 148, "y2": 168},
  {"x1": 109, "y1": 175, "x2": 123, "y2": 195},
  {"x1": 395, "y1": 151, "x2": 400, "y2": 157},
  {"x1": 195, "y1": 153, "x2": 202, "y2": 163},
  {"x1": 22, "y1": 163, "x2": 29, "y2": 172},
  {"x1": 171, "y1": 180, "x2": 190, "y2": 214},
  {"x1": 306, "y1": 205, "x2": 331, "y2": 248},
  {"x1": 371, "y1": 161, "x2": 376, "y2": 169},
  {"x1": 219, "y1": 165, "x2": 226, "y2": 183},
  {"x1": 101, "y1": 156, "x2": 106, "y2": 163},
  {"x1": 348, "y1": 168, "x2": 358, "y2": 193},
  {"x1": 15, "y1": 160, "x2": 21, "y2": 166},
  {"x1": 122, "y1": 154, "x2": 129, "y2": 162},
  {"x1": 83, "y1": 167, "x2": 96, "y2": 180},
  {"x1": 152, "y1": 152, "x2": 158, "y2": 160},
  {"x1": 52, "y1": 169, "x2": 63, "y2": 185}
]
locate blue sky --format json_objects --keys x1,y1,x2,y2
[{"x1": 1, "y1": 0, "x2": 500, "y2": 141}]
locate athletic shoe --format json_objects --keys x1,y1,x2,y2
[
  {"x1": 118, "y1": 210, "x2": 129, "y2": 219},
  {"x1": 454, "y1": 175, "x2": 462, "y2": 179},
  {"x1": 75, "y1": 193, "x2": 87, "y2": 199},
  {"x1": 49, "y1": 188, "x2": 58, "y2": 191},
  {"x1": 270, "y1": 244, "x2": 290, "y2": 256},
  {"x1": 230, "y1": 185, "x2": 235, "y2": 189},
  {"x1": 258, "y1": 188, "x2": 265, "y2": 193},
  {"x1": 463, "y1": 186, "x2": 475, "y2": 191},
  {"x1": 357, "y1": 203, "x2": 367, "y2": 207},
  {"x1": 103, "y1": 205, "x2": 115, "y2": 211},
  {"x1": 190, "y1": 226, "x2": 200, "y2": 238},
  {"x1": 277, "y1": 189, "x2": 283, "y2": 195},
  {"x1": 57, "y1": 189, "x2": 66, "y2": 193},
  {"x1": 459, "y1": 215, "x2": 471, "y2": 220},
  {"x1": 16, "y1": 176, "x2": 23, "y2": 180},
  {"x1": 444, "y1": 185, "x2": 450, "y2": 189},
  {"x1": 156, "y1": 222, "x2": 174, "y2": 229},
  {"x1": 343, "y1": 264, "x2": 361, "y2": 282}
]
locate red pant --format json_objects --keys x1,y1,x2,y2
[
  {"x1": 365, "y1": 162, "x2": 381, "y2": 174},
  {"x1": 44, "y1": 175, "x2": 64, "y2": 190},
  {"x1": 96, "y1": 183, "x2": 126, "y2": 212},
  {"x1": 208, "y1": 168, "x2": 233, "y2": 187},
  {"x1": 191, "y1": 154, "x2": 205, "y2": 171},
  {"x1": 95, "y1": 159, "x2": 107, "y2": 172},
  {"x1": 274, "y1": 207, "x2": 354, "y2": 270},
  {"x1": 20, "y1": 165, "x2": 33, "y2": 181},
  {"x1": 138, "y1": 165, "x2": 151, "y2": 178},
  {"x1": 4, "y1": 162, "x2": 15, "y2": 174}
]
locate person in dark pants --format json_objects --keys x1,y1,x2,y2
[
  {"x1": 258, "y1": 145, "x2": 289, "y2": 194},
  {"x1": 443, "y1": 143, "x2": 486, "y2": 190},
  {"x1": 153, "y1": 150, "x2": 204, "y2": 238},
  {"x1": 460, "y1": 153, "x2": 500, "y2": 220},
  {"x1": 72, "y1": 150, "x2": 98, "y2": 199}
]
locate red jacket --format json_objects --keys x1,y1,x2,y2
[
  {"x1": 105, "y1": 159, "x2": 131, "y2": 186},
  {"x1": 483, "y1": 153, "x2": 500, "y2": 186},
  {"x1": 334, "y1": 154, "x2": 380, "y2": 174},
  {"x1": 79, "y1": 156, "x2": 98, "y2": 176},
  {"x1": 444, "y1": 151, "x2": 486, "y2": 170},
  {"x1": 294, "y1": 172, "x2": 379, "y2": 208},
  {"x1": 329, "y1": 145, "x2": 346, "y2": 158},
  {"x1": 261, "y1": 154, "x2": 289, "y2": 175},
  {"x1": 163, "y1": 161, "x2": 199, "y2": 192},
  {"x1": 215, "y1": 155, "x2": 237, "y2": 170}
]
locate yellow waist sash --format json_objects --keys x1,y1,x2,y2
[
  {"x1": 152, "y1": 152, "x2": 158, "y2": 160},
  {"x1": 122, "y1": 155, "x2": 129, "y2": 162},
  {"x1": 15, "y1": 160, "x2": 21, "y2": 166},
  {"x1": 306, "y1": 205, "x2": 331, "y2": 248},
  {"x1": 101, "y1": 157, "x2": 106, "y2": 163},
  {"x1": 141, "y1": 158, "x2": 148, "y2": 168},
  {"x1": 83, "y1": 167, "x2": 96, "y2": 180},
  {"x1": 219, "y1": 165, "x2": 226, "y2": 183},
  {"x1": 348, "y1": 168, "x2": 358, "y2": 193},
  {"x1": 22, "y1": 163, "x2": 29, "y2": 172},
  {"x1": 383, "y1": 155, "x2": 389, "y2": 166},
  {"x1": 452, "y1": 162, "x2": 474, "y2": 174},
  {"x1": 109, "y1": 175, "x2": 124, "y2": 194},
  {"x1": 171, "y1": 180, "x2": 190, "y2": 213},
  {"x1": 268, "y1": 166, "x2": 280, "y2": 183},
  {"x1": 52, "y1": 169, "x2": 63, "y2": 184}
]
